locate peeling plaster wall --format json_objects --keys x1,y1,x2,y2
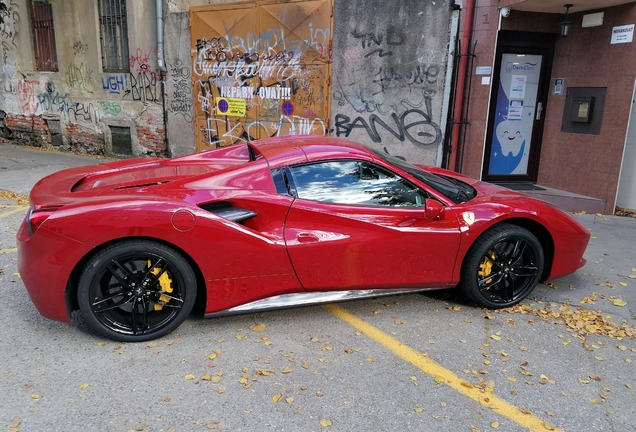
[
  {"x1": 164, "y1": 11, "x2": 194, "y2": 157},
  {"x1": 0, "y1": 0, "x2": 166, "y2": 157},
  {"x1": 330, "y1": 0, "x2": 453, "y2": 165}
]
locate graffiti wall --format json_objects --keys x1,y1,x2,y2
[
  {"x1": 331, "y1": 0, "x2": 453, "y2": 165},
  {"x1": 189, "y1": 0, "x2": 332, "y2": 151},
  {"x1": 0, "y1": 0, "x2": 165, "y2": 156}
]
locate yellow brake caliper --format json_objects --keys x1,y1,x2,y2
[
  {"x1": 148, "y1": 260, "x2": 173, "y2": 311},
  {"x1": 478, "y1": 251, "x2": 496, "y2": 286}
]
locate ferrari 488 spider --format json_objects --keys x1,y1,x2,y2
[{"x1": 17, "y1": 136, "x2": 589, "y2": 341}]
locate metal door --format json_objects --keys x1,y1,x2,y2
[{"x1": 190, "y1": 0, "x2": 333, "y2": 152}]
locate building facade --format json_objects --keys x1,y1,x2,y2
[
  {"x1": 454, "y1": 0, "x2": 636, "y2": 214},
  {"x1": 1, "y1": 0, "x2": 635, "y2": 214}
]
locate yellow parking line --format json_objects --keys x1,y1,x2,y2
[
  {"x1": 0, "y1": 247, "x2": 17, "y2": 254},
  {"x1": 0, "y1": 206, "x2": 29, "y2": 218},
  {"x1": 323, "y1": 304, "x2": 563, "y2": 432}
]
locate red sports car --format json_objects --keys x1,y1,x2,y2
[{"x1": 17, "y1": 136, "x2": 589, "y2": 342}]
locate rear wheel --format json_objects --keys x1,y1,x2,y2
[
  {"x1": 78, "y1": 240, "x2": 196, "y2": 342},
  {"x1": 460, "y1": 224, "x2": 544, "y2": 309}
]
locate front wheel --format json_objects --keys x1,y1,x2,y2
[
  {"x1": 78, "y1": 240, "x2": 197, "y2": 342},
  {"x1": 460, "y1": 224, "x2": 544, "y2": 309}
]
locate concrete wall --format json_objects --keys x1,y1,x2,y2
[
  {"x1": 330, "y1": 0, "x2": 454, "y2": 165},
  {"x1": 0, "y1": 0, "x2": 166, "y2": 157}
]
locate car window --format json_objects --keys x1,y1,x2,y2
[{"x1": 288, "y1": 160, "x2": 429, "y2": 207}]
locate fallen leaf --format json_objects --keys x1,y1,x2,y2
[
  {"x1": 147, "y1": 343, "x2": 157, "y2": 348},
  {"x1": 319, "y1": 419, "x2": 332, "y2": 427},
  {"x1": 491, "y1": 335, "x2": 501, "y2": 341},
  {"x1": 302, "y1": 362, "x2": 309, "y2": 369},
  {"x1": 414, "y1": 405, "x2": 425, "y2": 413},
  {"x1": 218, "y1": 386, "x2": 226, "y2": 394},
  {"x1": 208, "y1": 353, "x2": 217, "y2": 360},
  {"x1": 272, "y1": 394, "x2": 283, "y2": 402},
  {"x1": 316, "y1": 391, "x2": 324, "y2": 397},
  {"x1": 434, "y1": 375, "x2": 445, "y2": 384},
  {"x1": 201, "y1": 375, "x2": 211, "y2": 381},
  {"x1": 31, "y1": 394, "x2": 40, "y2": 400},
  {"x1": 162, "y1": 396, "x2": 170, "y2": 402},
  {"x1": 282, "y1": 367, "x2": 292, "y2": 373},
  {"x1": 9, "y1": 419, "x2": 21, "y2": 428},
  {"x1": 249, "y1": 323, "x2": 266, "y2": 332},
  {"x1": 579, "y1": 378, "x2": 590, "y2": 384},
  {"x1": 507, "y1": 377, "x2": 517, "y2": 382},
  {"x1": 612, "y1": 299, "x2": 627, "y2": 307},
  {"x1": 97, "y1": 342, "x2": 105, "y2": 347},
  {"x1": 367, "y1": 357, "x2": 374, "y2": 362},
  {"x1": 491, "y1": 422, "x2": 499, "y2": 428},
  {"x1": 185, "y1": 374, "x2": 195, "y2": 380},
  {"x1": 80, "y1": 383, "x2": 89, "y2": 389}
]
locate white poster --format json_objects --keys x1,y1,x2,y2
[
  {"x1": 611, "y1": 24, "x2": 634, "y2": 44},
  {"x1": 510, "y1": 75, "x2": 526, "y2": 99}
]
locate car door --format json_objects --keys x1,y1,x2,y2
[{"x1": 282, "y1": 159, "x2": 462, "y2": 290}]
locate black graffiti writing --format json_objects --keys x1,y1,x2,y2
[{"x1": 334, "y1": 108, "x2": 441, "y2": 148}]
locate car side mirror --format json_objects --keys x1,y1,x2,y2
[{"x1": 425, "y1": 199, "x2": 445, "y2": 220}]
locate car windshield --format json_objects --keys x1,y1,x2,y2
[{"x1": 372, "y1": 150, "x2": 477, "y2": 204}]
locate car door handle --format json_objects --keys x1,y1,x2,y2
[{"x1": 297, "y1": 233, "x2": 319, "y2": 243}]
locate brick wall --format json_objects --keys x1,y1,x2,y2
[
  {"x1": 3, "y1": 114, "x2": 51, "y2": 147},
  {"x1": 137, "y1": 108, "x2": 167, "y2": 157},
  {"x1": 65, "y1": 124, "x2": 105, "y2": 155}
]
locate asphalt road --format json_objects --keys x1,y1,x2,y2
[{"x1": 0, "y1": 143, "x2": 635, "y2": 431}]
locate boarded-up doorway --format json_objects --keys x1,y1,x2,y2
[{"x1": 190, "y1": 0, "x2": 333, "y2": 151}]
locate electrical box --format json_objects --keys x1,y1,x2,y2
[{"x1": 562, "y1": 88, "x2": 606, "y2": 135}]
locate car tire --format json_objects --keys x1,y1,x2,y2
[
  {"x1": 78, "y1": 239, "x2": 197, "y2": 342},
  {"x1": 460, "y1": 224, "x2": 544, "y2": 309}
]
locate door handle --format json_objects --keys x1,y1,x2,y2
[
  {"x1": 297, "y1": 233, "x2": 319, "y2": 243},
  {"x1": 536, "y1": 102, "x2": 543, "y2": 120}
]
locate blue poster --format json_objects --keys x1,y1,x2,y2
[{"x1": 487, "y1": 54, "x2": 542, "y2": 175}]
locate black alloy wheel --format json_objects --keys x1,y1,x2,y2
[
  {"x1": 460, "y1": 224, "x2": 544, "y2": 308},
  {"x1": 78, "y1": 240, "x2": 196, "y2": 342}
]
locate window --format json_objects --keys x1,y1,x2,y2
[
  {"x1": 31, "y1": 1, "x2": 58, "y2": 71},
  {"x1": 288, "y1": 160, "x2": 428, "y2": 207},
  {"x1": 98, "y1": 0, "x2": 129, "y2": 72}
]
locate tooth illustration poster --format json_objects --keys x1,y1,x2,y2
[{"x1": 488, "y1": 54, "x2": 542, "y2": 176}]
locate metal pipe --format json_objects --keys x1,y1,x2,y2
[
  {"x1": 448, "y1": 0, "x2": 476, "y2": 172},
  {"x1": 156, "y1": 0, "x2": 166, "y2": 72}
]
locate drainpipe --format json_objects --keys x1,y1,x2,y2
[
  {"x1": 156, "y1": 0, "x2": 167, "y2": 72},
  {"x1": 448, "y1": 0, "x2": 476, "y2": 172}
]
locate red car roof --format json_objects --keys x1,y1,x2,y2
[{"x1": 249, "y1": 135, "x2": 375, "y2": 168}]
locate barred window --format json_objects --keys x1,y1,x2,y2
[
  {"x1": 31, "y1": 1, "x2": 58, "y2": 71},
  {"x1": 98, "y1": 0, "x2": 130, "y2": 72}
]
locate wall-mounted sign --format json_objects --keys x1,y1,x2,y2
[
  {"x1": 611, "y1": 24, "x2": 634, "y2": 44},
  {"x1": 215, "y1": 97, "x2": 246, "y2": 117},
  {"x1": 476, "y1": 66, "x2": 492, "y2": 75},
  {"x1": 553, "y1": 78, "x2": 564, "y2": 95}
]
